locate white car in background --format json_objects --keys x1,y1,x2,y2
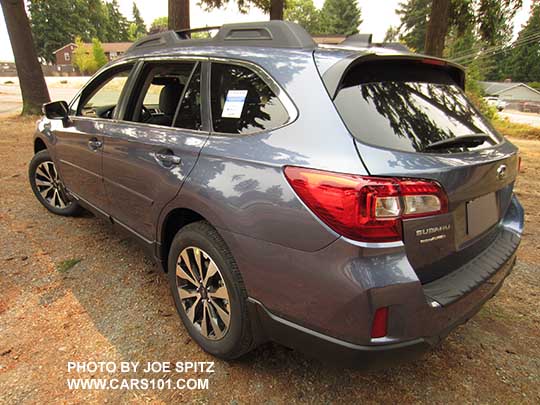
[{"x1": 484, "y1": 96, "x2": 508, "y2": 111}]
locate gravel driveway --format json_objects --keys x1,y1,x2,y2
[{"x1": 0, "y1": 116, "x2": 539, "y2": 404}]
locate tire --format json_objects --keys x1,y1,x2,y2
[
  {"x1": 168, "y1": 221, "x2": 254, "y2": 359},
  {"x1": 28, "y1": 150, "x2": 82, "y2": 216}
]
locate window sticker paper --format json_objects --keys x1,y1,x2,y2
[{"x1": 221, "y1": 90, "x2": 248, "y2": 118}]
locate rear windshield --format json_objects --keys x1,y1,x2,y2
[{"x1": 333, "y1": 61, "x2": 502, "y2": 153}]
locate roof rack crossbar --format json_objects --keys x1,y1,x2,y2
[{"x1": 175, "y1": 26, "x2": 221, "y2": 39}]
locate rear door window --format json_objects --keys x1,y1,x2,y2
[
  {"x1": 333, "y1": 61, "x2": 502, "y2": 153},
  {"x1": 210, "y1": 63, "x2": 289, "y2": 135},
  {"x1": 124, "y1": 62, "x2": 196, "y2": 127}
]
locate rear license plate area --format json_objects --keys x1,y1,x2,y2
[{"x1": 466, "y1": 192, "x2": 499, "y2": 239}]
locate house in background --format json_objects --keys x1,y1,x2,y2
[
  {"x1": 53, "y1": 42, "x2": 132, "y2": 69},
  {"x1": 480, "y1": 81, "x2": 540, "y2": 103}
]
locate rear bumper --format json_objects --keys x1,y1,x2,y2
[
  {"x1": 249, "y1": 253, "x2": 517, "y2": 369},
  {"x1": 224, "y1": 195, "x2": 523, "y2": 367}
]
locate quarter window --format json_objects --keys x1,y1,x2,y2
[{"x1": 210, "y1": 63, "x2": 289, "y2": 135}]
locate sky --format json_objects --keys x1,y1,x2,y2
[{"x1": 0, "y1": 0, "x2": 534, "y2": 62}]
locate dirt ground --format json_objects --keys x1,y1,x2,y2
[{"x1": 0, "y1": 116, "x2": 539, "y2": 404}]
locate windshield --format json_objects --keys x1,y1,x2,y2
[{"x1": 333, "y1": 63, "x2": 502, "y2": 153}]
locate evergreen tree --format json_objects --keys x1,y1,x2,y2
[
  {"x1": 104, "y1": 0, "x2": 130, "y2": 41},
  {"x1": 29, "y1": 0, "x2": 95, "y2": 63},
  {"x1": 509, "y1": 3, "x2": 540, "y2": 82},
  {"x1": 396, "y1": 0, "x2": 431, "y2": 52},
  {"x1": 284, "y1": 0, "x2": 321, "y2": 34},
  {"x1": 131, "y1": 2, "x2": 147, "y2": 39},
  {"x1": 396, "y1": 0, "x2": 522, "y2": 55},
  {"x1": 319, "y1": 0, "x2": 362, "y2": 36},
  {"x1": 29, "y1": 0, "x2": 132, "y2": 63}
]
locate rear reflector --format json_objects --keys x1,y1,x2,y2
[
  {"x1": 371, "y1": 307, "x2": 389, "y2": 338},
  {"x1": 284, "y1": 166, "x2": 448, "y2": 243}
]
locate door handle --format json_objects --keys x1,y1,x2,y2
[
  {"x1": 88, "y1": 138, "x2": 103, "y2": 151},
  {"x1": 154, "y1": 151, "x2": 181, "y2": 167}
]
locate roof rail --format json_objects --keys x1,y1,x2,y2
[{"x1": 127, "y1": 21, "x2": 316, "y2": 54}]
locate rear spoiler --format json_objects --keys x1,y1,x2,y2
[{"x1": 321, "y1": 54, "x2": 466, "y2": 99}]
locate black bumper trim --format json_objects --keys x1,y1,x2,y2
[
  {"x1": 248, "y1": 252, "x2": 517, "y2": 369},
  {"x1": 248, "y1": 298, "x2": 430, "y2": 369}
]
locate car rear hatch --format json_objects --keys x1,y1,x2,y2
[{"x1": 318, "y1": 51, "x2": 519, "y2": 283}]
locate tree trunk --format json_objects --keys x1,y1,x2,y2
[
  {"x1": 424, "y1": 0, "x2": 451, "y2": 57},
  {"x1": 168, "y1": 0, "x2": 190, "y2": 31},
  {"x1": 270, "y1": 0, "x2": 284, "y2": 20},
  {"x1": 0, "y1": 0, "x2": 49, "y2": 115}
]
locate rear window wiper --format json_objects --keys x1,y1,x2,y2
[{"x1": 423, "y1": 134, "x2": 492, "y2": 151}]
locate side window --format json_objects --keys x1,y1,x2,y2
[
  {"x1": 173, "y1": 64, "x2": 202, "y2": 130},
  {"x1": 124, "y1": 62, "x2": 196, "y2": 127},
  {"x1": 78, "y1": 65, "x2": 133, "y2": 119},
  {"x1": 210, "y1": 63, "x2": 289, "y2": 135}
]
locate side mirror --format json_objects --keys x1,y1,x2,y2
[{"x1": 43, "y1": 101, "x2": 72, "y2": 126}]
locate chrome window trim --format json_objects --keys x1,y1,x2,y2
[{"x1": 67, "y1": 55, "x2": 298, "y2": 136}]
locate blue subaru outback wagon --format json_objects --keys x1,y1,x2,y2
[{"x1": 30, "y1": 21, "x2": 524, "y2": 367}]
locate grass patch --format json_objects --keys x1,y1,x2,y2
[
  {"x1": 493, "y1": 118, "x2": 540, "y2": 140},
  {"x1": 56, "y1": 258, "x2": 82, "y2": 273}
]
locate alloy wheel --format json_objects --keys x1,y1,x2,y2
[
  {"x1": 34, "y1": 161, "x2": 71, "y2": 209},
  {"x1": 176, "y1": 246, "x2": 231, "y2": 340}
]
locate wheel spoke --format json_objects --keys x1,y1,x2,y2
[
  {"x1": 57, "y1": 188, "x2": 70, "y2": 207},
  {"x1": 203, "y1": 262, "x2": 218, "y2": 286},
  {"x1": 177, "y1": 246, "x2": 230, "y2": 341},
  {"x1": 42, "y1": 162, "x2": 53, "y2": 180},
  {"x1": 194, "y1": 248, "x2": 203, "y2": 279},
  {"x1": 36, "y1": 166, "x2": 52, "y2": 181},
  {"x1": 200, "y1": 301, "x2": 209, "y2": 338},
  {"x1": 180, "y1": 250, "x2": 199, "y2": 286},
  {"x1": 48, "y1": 162, "x2": 59, "y2": 181},
  {"x1": 54, "y1": 189, "x2": 66, "y2": 208},
  {"x1": 176, "y1": 266, "x2": 198, "y2": 288},
  {"x1": 39, "y1": 186, "x2": 53, "y2": 199},
  {"x1": 208, "y1": 285, "x2": 228, "y2": 300},
  {"x1": 209, "y1": 299, "x2": 230, "y2": 326},
  {"x1": 35, "y1": 179, "x2": 52, "y2": 187},
  {"x1": 177, "y1": 286, "x2": 198, "y2": 300},
  {"x1": 186, "y1": 296, "x2": 201, "y2": 323},
  {"x1": 207, "y1": 303, "x2": 224, "y2": 339}
]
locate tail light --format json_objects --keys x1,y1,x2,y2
[{"x1": 284, "y1": 166, "x2": 448, "y2": 243}]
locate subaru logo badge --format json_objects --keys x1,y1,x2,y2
[{"x1": 497, "y1": 164, "x2": 507, "y2": 180}]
